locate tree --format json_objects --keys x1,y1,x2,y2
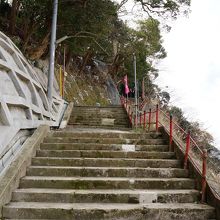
[
  {"x1": 118, "y1": 0, "x2": 191, "y2": 18},
  {"x1": 112, "y1": 18, "x2": 166, "y2": 81},
  {"x1": 9, "y1": 0, "x2": 20, "y2": 34}
]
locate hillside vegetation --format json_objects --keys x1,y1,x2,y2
[{"x1": 0, "y1": 0, "x2": 217, "y2": 151}]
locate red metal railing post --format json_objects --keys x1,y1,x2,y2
[
  {"x1": 169, "y1": 114, "x2": 173, "y2": 151},
  {"x1": 140, "y1": 113, "x2": 142, "y2": 127},
  {"x1": 148, "y1": 108, "x2": 152, "y2": 131},
  {"x1": 130, "y1": 112, "x2": 133, "y2": 126},
  {"x1": 120, "y1": 96, "x2": 124, "y2": 106},
  {"x1": 133, "y1": 113, "x2": 136, "y2": 126},
  {"x1": 156, "y1": 104, "x2": 159, "y2": 132},
  {"x1": 184, "y1": 131, "x2": 191, "y2": 169},
  {"x1": 144, "y1": 111, "x2": 146, "y2": 129},
  {"x1": 201, "y1": 149, "x2": 207, "y2": 203}
]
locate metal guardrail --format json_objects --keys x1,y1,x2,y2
[{"x1": 120, "y1": 96, "x2": 220, "y2": 204}]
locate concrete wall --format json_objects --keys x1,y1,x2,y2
[{"x1": 0, "y1": 31, "x2": 65, "y2": 161}]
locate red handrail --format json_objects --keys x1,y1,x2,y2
[
  {"x1": 156, "y1": 104, "x2": 159, "y2": 132},
  {"x1": 169, "y1": 114, "x2": 173, "y2": 151},
  {"x1": 158, "y1": 107, "x2": 207, "y2": 202},
  {"x1": 144, "y1": 111, "x2": 146, "y2": 129},
  {"x1": 148, "y1": 108, "x2": 152, "y2": 131},
  {"x1": 121, "y1": 97, "x2": 210, "y2": 204},
  {"x1": 184, "y1": 132, "x2": 191, "y2": 169}
]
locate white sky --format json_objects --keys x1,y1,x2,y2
[
  {"x1": 157, "y1": 0, "x2": 220, "y2": 148},
  {"x1": 118, "y1": 0, "x2": 220, "y2": 148}
]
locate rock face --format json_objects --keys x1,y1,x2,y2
[{"x1": 3, "y1": 106, "x2": 216, "y2": 219}]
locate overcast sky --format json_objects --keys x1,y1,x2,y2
[
  {"x1": 156, "y1": 0, "x2": 220, "y2": 148},
  {"x1": 118, "y1": 0, "x2": 220, "y2": 148}
]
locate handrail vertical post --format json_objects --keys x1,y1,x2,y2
[
  {"x1": 184, "y1": 131, "x2": 191, "y2": 169},
  {"x1": 120, "y1": 96, "x2": 124, "y2": 106},
  {"x1": 169, "y1": 114, "x2": 173, "y2": 151},
  {"x1": 156, "y1": 104, "x2": 159, "y2": 132},
  {"x1": 201, "y1": 149, "x2": 207, "y2": 203},
  {"x1": 133, "y1": 112, "x2": 136, "y2": 126},
  {"x1": 130, "y1": 112, "x2": 133, "y2": 127},
  {"x1": 144, "y1": 111, "x2": 146, "y2": 129},
  {"x1": 140, "y1": 113, "x2": 142, "y2": 127},
  {"x1": 148, "y1": 108, "x2": 152, "y2": 131}
]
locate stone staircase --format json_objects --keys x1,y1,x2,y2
[
  {"x1": 3, "y1": 106, "x2": 216, "y2": 219},
  {"x1": 68, "y1": 106, "x2": 131, "y2": 129}
]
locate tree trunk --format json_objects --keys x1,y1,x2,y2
[
  {"x1": 27, "y1": 32, "x2": 50, "y2": 60},
  {"x1": 22, "y1": 23, "x2": 38, "y2": 52},
  {"x1": 78, "y1": 49, "x2": 92, "y2": 75},
  {"x1": 9, "y1": 0, "x2": 20, "y2": 34},
  {"x1": 65, "y1": 47, "x2": 72, "y2": 72}
]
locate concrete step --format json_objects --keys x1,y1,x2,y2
[
  {"x1": 70, "y1": 112, "x2": 128, "y2": 117},
  {"x1": 36, "y1": 150, "x2": 175, "y2": 159},
  {"x1": 67, "y1": 125, "x2": 131, "y2": 129},
  {"x1": 51, "y1": 132, "x2": 162, "y2": 139},
  {"x1": 71, "y1": 114, "x2": 128, "y2": 117},
  {"x1": 71, "y1": 116, "x2": 129, "y2": 120},
  {"x1": 70, "y1": 112, "x2": 128, "y2": 116},
  {"x1": 26, "y1": 166, "x2": 188, "y2": 178},
  {"x1": 12, "y1": 189, "x2": 200, "y2": 204},
  {"x1": 40, "y1": 143, "x2": 169, "y2": 152},
  {"x1": 66, "y1": 125, "x2": 132, "y2": 130},
  {"x1": 3, "y1": 202, "x2": 215, "y2": 219},
  {"x1": 68, "y1": 122, "x2": 130, "y2": 127},
  {"x1": 70, "y1": 115, "x2": 129, "y2": 119},
  {"x1": 72, "y1": 108, "x2": 126, "y2": 111},
  {"x1": 71, "y1": 115, "x2": 129, "y2": 119},
  {"x1": 43, "y1": 137, "x2": 167, "y2": 145},
  {"x1": 72, "y1": 108, "x2": 127, "y2": 111},
  {"x1": 32, "y1": 157, "x2": 181, "y2": 168},
  {"x1": 19, "y1": 176, "x2": 195, "y2": 190},
  {"x1": 67, "y1": 123, "x2": 131, "y2": 128},
  {"x1": 70, "y1": 122, "x2": 130, "y2": 126},
  {"x1": 72, "y1": 120, "x2": 130, "y2": 125}
]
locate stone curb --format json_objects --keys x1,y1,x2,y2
[{"x1": 0, "y1": 125, "x2": 49, "y2": 218}]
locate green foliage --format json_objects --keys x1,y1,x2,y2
[
  {"x1": 57, "y1": 0, "x2": 118, "y2": 57},
  {"x1": 115, "y1": 18, "x2": 166, "y2": 82},
  {"x1": 19, "y1": 0, "x2": 52, "y2": 39},
  {"x1": 0, "y1": 0, "x2": 10, "y2": 17}
]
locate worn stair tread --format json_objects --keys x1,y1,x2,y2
[
  {"x1": 44, "y1": 137, "x2": 166, "y2": 142},
  {"x1": 40, "y1": 143, "x2": 169, "y2": 151},
  {"x1": 3, "y1": 203, "x2": 215, "y2": 220},
  {"x1": 12, "y1": 188, "x2": 200, "y2": 204},
  {"x1": 52, "y1": 131, "x2": 160, "y2": 135},
  {"x1": 66, "y1": 125, "x2": 132, "y2": 130},
  {"x1": 20, "y1": 176, "x2": 195, "y2": 189},
  {"x1": 14, "y1": 188, "x2": 200, "y2": 194},
  {"x1": 36, "y1": 150, "x2": 175, "y2": 159},
  {"x1": 26, "y1": 166, "x2": 188, "y2": 178},
  {"x1": 4, "y1": 202, "x2": 214, "y2": 210},
  {"x1": 37, "y1": 150, "x2": 172, "y2": 153},
  {"x1": 32, "y1": 157, "x2": 178, "y2": 162},
  {"x1": 31, "y1": 157, "x2": 181, "y2": 168},
  {"x1": 21, "y1": 176, "x2": 194, "y2": 181},
  {"x1": 27, "y1": 166, "x2": 185, "y2": 170}
]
